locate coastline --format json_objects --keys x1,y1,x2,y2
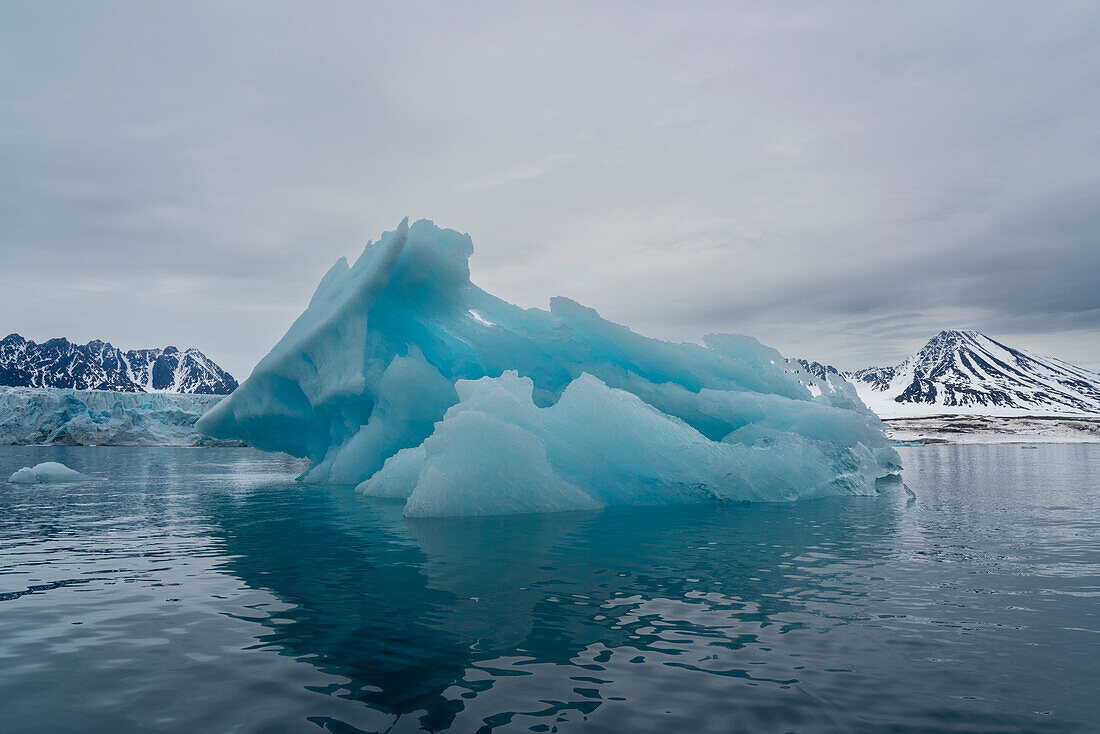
[{"x1": 884, "y1": 414, "x2": 1100, "y2": 445}]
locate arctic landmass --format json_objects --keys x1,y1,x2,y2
[
  {"x1": 795, "y1": 330, "x2": 1100, "y2": 443},
  {"x1": 801, "y1": 330, "x2": 1100, "y2": 419},
  {"x1": 0, "y1": 333, "x2": 237, "y2": 394},
  {"x1": 198, "y1": 218, "x2": 900, "y2": 517},
  {"x1": 0, "y1": 386, "x2": 237, "y2": 446},
  {"x1": 885, "y1": 414, "x2": 1100, "y2": 445}
]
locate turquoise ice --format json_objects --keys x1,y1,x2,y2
[{"x1": 197, "y1": 219, "x2": 900, "y2": 516}]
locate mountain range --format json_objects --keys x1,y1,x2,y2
[
  {"x1": 4, "y1": 328, "x2": 1096, "y2": 414},
  {"x1": 0, "y1": 334, "x2": 237, "y2": 395},
  {"x1": 800, "y1": 330, "x2": 1100, "y2": 418}
]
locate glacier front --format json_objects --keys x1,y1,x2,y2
[
  {"x1": 0, "y1": 386, "x2": 235, "y2": 446},
  {"x1": 197, "y1": 219, "x2": 900, "y2": 516}
]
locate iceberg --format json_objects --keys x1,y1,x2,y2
[
  {"x1": 8, "y1": 461, "x2": 87, "y2": 484},
  {"x1": 198, "y1": 218, "x2": 900, "y2": 516}
]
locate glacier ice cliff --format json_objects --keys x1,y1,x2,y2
[
  {"x1": 198, "y1": 218, "x2": 900, "y2": 516},
  {"x1": 0, "y1": 386, "x2": 237, "y2": 446}
]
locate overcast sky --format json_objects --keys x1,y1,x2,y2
[{"x1": 2, "y1": 1, "x2": 1099, "y2": 379}]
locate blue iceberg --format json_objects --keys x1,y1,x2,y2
[{"x1": 198, "y1": 219, "x2": 899, "y2": 516}]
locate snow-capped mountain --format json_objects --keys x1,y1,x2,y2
[
  {"x1": 122, "y1": 346, "x2": 238, "y2": 394},
  {"x1": 805, "y1": 330, "x2": 1100, "y2": 418},
  {"x1": 0, "y1": 334, "x2": 238, "y2": 394}
]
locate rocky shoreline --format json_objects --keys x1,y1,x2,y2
[{"x1": 884, "y1": 414, "x2": 1100, "y2": 445}]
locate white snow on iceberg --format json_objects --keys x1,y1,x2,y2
[
  {"x1": 8, "y1": 461, "x2": 87, "y2": 484},
  {"x1": 198, "y1": 218, "x2": 900, "y2": 516}
]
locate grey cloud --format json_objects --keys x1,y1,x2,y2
[{"x1": 2, "y1": 1, "x2": 1099, "y2": 378}]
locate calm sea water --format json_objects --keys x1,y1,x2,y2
[{"x1": 1, "y1": 444, "x2": 1097, "y2": 733}]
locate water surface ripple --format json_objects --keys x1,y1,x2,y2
[{"x1": 1, "y1": 444, "x2": 1097, "y2": 732}]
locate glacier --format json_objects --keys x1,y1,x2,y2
[
  {"x1": 0, "y1": 386, "x2": 237, "y2": 446},
  {"x1": 197, "y1": 218, "x2": 900, "y2": 516}
]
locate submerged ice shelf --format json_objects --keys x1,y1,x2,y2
[{"x1": 198, "y1": 219, "x2": 900, "y2": 516}]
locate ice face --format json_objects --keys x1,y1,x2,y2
[
  {"x1": 198, "y1": 218, "x2": 900, "y2": 515},
  {"x1": 0, "y1": 386, "x2": 233, "y2": 446},
  {"x1": 8, "y1": 461, "x2": 87, "y2": 484}
]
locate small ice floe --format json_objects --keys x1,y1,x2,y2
[{"x1": 7, "y1": 461, "x2": 88, "y2": 484}]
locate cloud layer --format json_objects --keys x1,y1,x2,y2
[{"x1": 3, "y1": 1, "x2": 1098, "y2": 377}]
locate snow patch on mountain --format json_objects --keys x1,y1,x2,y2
[
  {"x1": 803, "y1": 331, "x2": 1100, "y2": 418},
  {"x1": 0, "y1": 334, "x2": 237, "y2": 394}
]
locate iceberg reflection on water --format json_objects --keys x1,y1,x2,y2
[{"x1": 1, "y1": 445, "x2": 1096, "y2": 732}]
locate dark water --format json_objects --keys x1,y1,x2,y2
[{"x1": 1, "y1": 445, "x2": 1097, "y2": 733}]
